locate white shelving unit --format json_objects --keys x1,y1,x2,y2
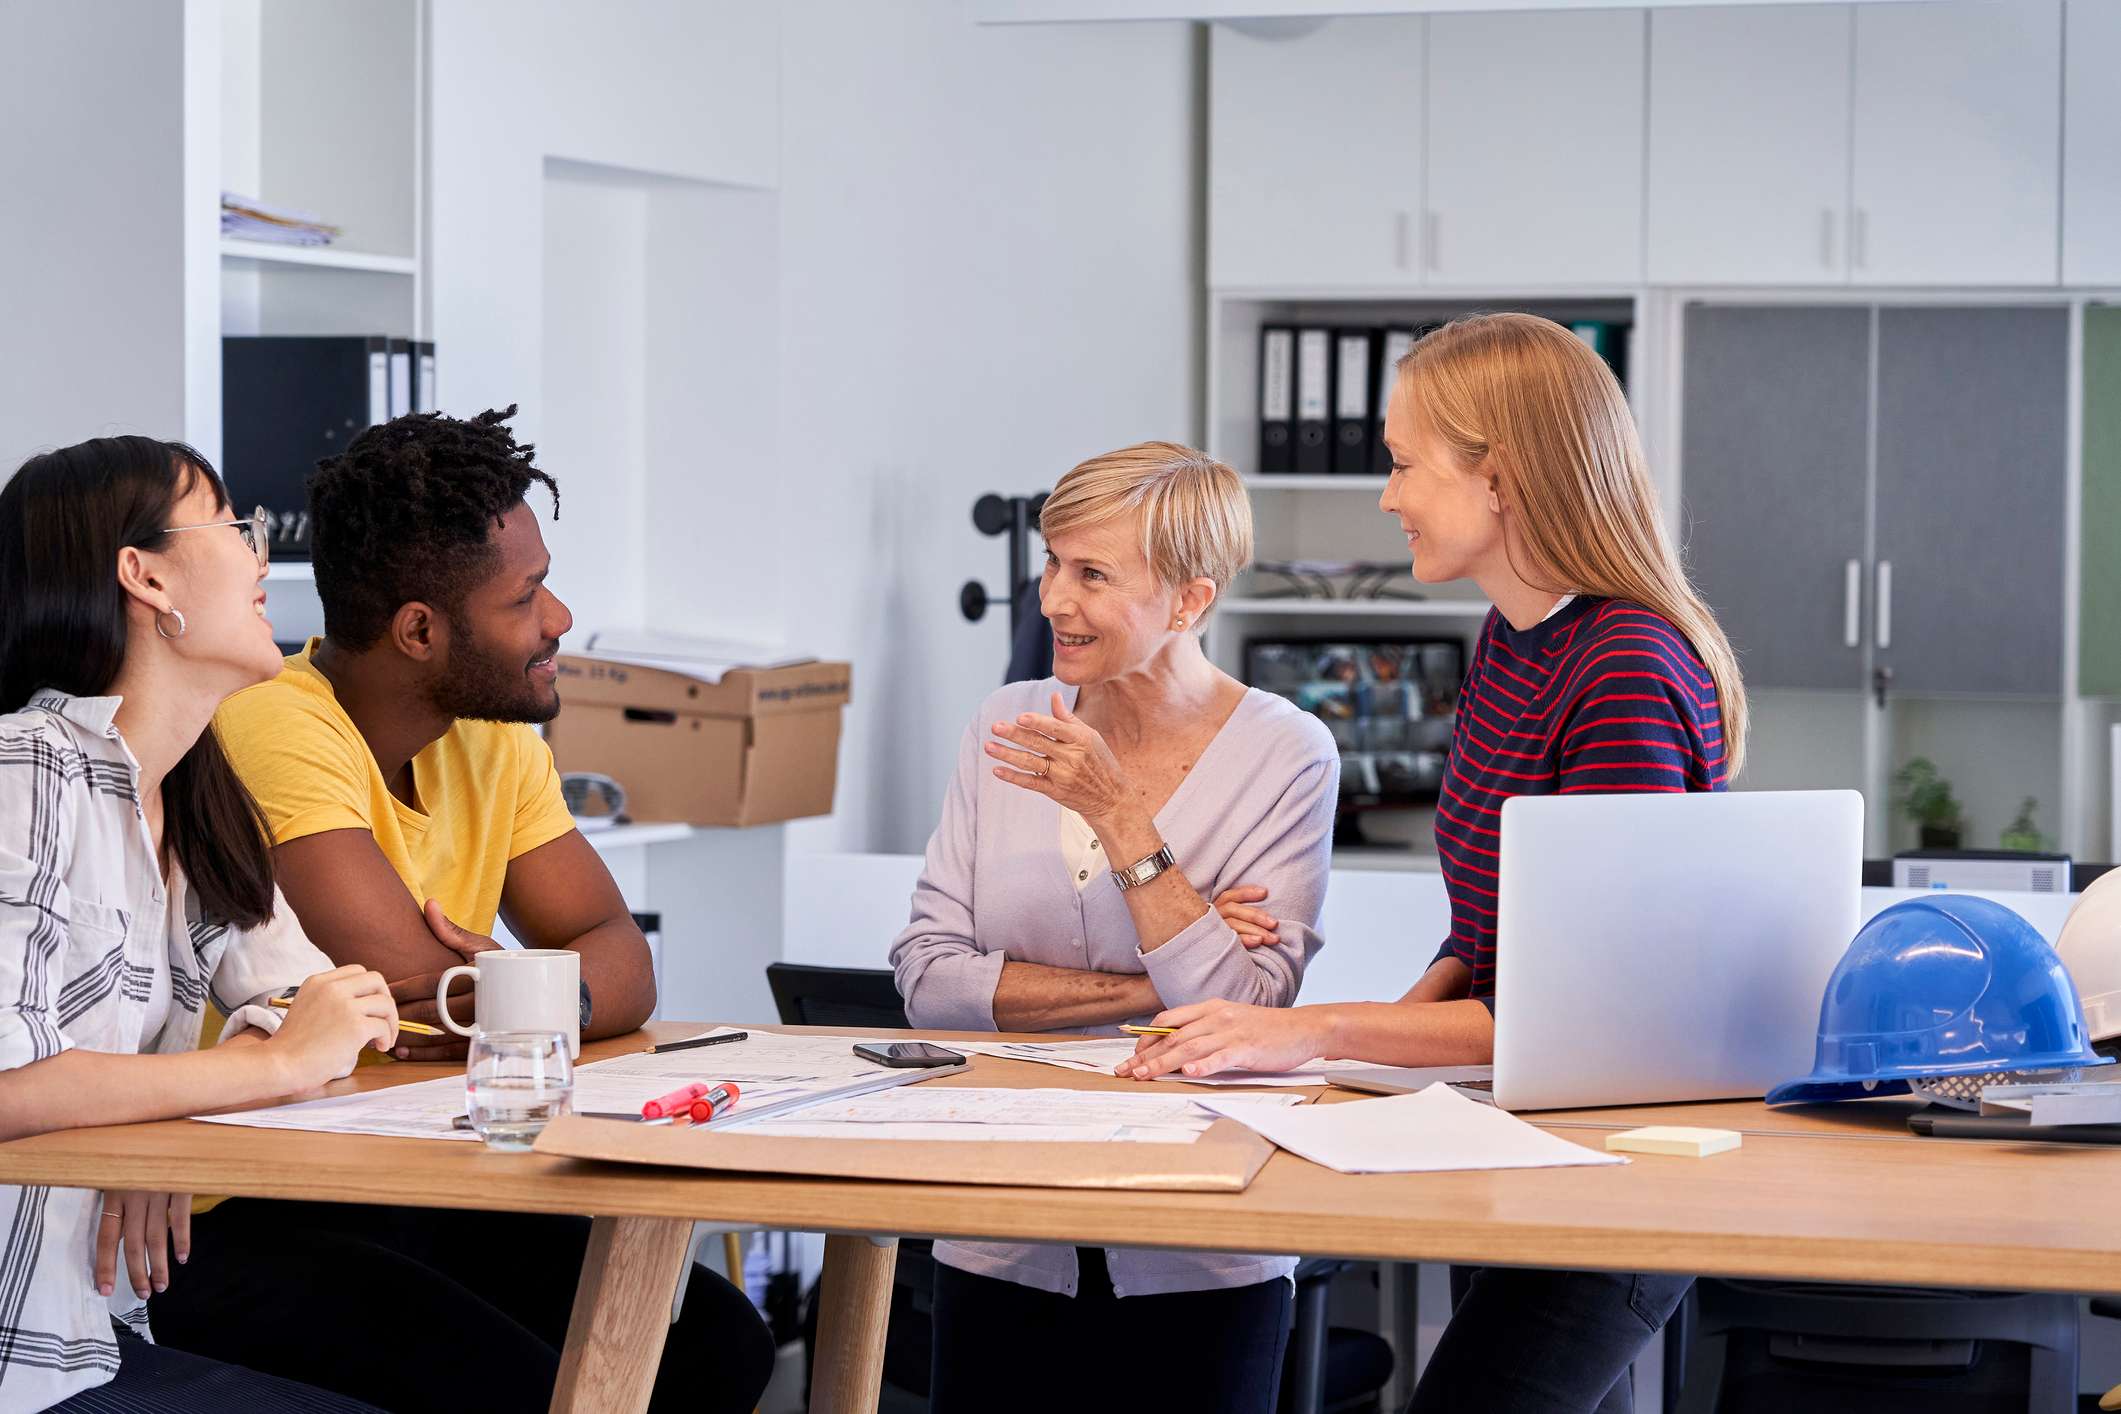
[
  {"x1": 1207, "y1": 286, "x2": 1638, "y2": 869},
  {"x1": 211, "y1": 0, "x2": 426, "y2": 645},
  {"x1": 1242, "y1": 475, "x2": 1389, "y2": 492},
  {"x1": 219, "y1": 238, "x2": 419, "y2": 276},
  {"x1": 1217, "y1": 597, "x2": 1488, "y2": 620}
]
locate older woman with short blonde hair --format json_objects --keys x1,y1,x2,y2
[{"x1": 891, "y1": 441, "x2": 1339, "y2": 1413}]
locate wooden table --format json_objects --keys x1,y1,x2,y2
[{"x1": 4, "y1": 1022, "x2": 2119, "y2": 1413}]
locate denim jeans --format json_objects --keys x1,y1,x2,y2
[{"x1": 1408, "y1": 1266, "x2": 1695, "y2": 1414}]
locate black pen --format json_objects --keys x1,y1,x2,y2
[{"x1": 650, "y1": 1030, "x2": 748, "y2": 1055}]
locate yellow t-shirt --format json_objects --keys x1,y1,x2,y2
[
  {"x1": 197, "y1": 642, "x2": 575, "y2": 1215},
  {"x1": 215, "y1": 639, "x2": 578, "y2": 933}
]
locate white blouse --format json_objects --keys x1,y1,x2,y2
[{"x1": 0, "y1": 692, "x2": 332, "y2": 1409}]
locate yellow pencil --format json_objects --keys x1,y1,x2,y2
[
  {"x1": 1119, "y1": 1024, "x2": 1178, "y2": 1036},
  {"x1": 269, "y1": 996, "x2": 446, "y2": 1037}
]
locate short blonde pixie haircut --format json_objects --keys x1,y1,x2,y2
[{"x1": 1038, "y1": 441, "x2": 1253, "y2": 624}]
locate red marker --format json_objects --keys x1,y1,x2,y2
[
  {"x1": 688, "y1": 1083, "x2": 740, "y2": 1125},
  {"x1": 642, "y1": 1082, "x2": 711, "y2": 1120}
]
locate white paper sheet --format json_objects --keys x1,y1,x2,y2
[
  {"x1": 1981, "y1": 1078, "x2": 2121, "y2": 1127},
  {"x1": 740, "y1": 1087, "x2": 1303, "y2": 1145},
  {"x1": 945, "y1": 1037, "x2": 1376, "y2": 1086},
  {"x1": 192, "y1": 1030, "x2": 962, "y2": 1142},
  {"x1": 1197, "y1": 1083, "x2": 1629, "y2": 1175},
  {"x1": 193, "y1": 1075, "x2": 474, "y2": 1141}
]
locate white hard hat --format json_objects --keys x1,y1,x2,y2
[{"x1": 2057, "y1": 869, "x2": 2121, "y2": 1042}]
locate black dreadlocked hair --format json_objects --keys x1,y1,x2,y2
[{"x1": 307, "y1": 405, "x2": 560, "y2": 650}]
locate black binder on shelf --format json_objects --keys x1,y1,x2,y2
[
  {"x1": 412, "y1": 341, "x2": 437, "y2": 414},
  {"x1": 1258, "y1": 326, "x2": 1294, "y2": 475},
  {"x1": 1372, "y1": 327, "x2": 1419, "y2": 475},
  {"x1": 1332, "y1": 328, "x2": 1375, "y2": 476},
  {"x1": 221, "y1": 335, "x2": 391, "y2": 561},
  {"x1": 1293, "y1": 327, "x2": 1332, "y2": 477}
]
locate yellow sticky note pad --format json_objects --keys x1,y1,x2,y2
[{"x1": 1604, "y1": 1126, "x2": 1742, "y2": 1158}]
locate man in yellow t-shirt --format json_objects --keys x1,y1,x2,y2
[
  {"x1": 215, "y1": 409, "x2": 655, "y2": 1054},
  {"x1": 149, "y1": 407, "x2": 775, "y2": 1414}
]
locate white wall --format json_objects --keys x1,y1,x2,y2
[
  {"x1": 0, "y1": 0, "x2": 197, "y2": 470},
  {"x1": 776, "y1": 2, "x2": 1202, "y2": 855},
  {"x1": 429, "y1": 0, "x2": 780, "y2": 644}
]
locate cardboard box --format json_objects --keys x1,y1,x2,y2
[{"x1": 547, "y1": 653, "x2": 852, "y2": 827}]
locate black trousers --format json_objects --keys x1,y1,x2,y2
[
  {"x1": 1408, "y1": 1266, "x2": 1695, "y2": 1414},
  {"x1": 46, "y1": 1325, "x2": 384, "y2": 1413},
  {"x1": 149, "y1": 1198, "x2": 775, "y2": 1414},
  {"x1": 930, "y1": 1248, "x2": 1293, "y2": 1414}
]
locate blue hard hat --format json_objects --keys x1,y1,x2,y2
[{"x1": 1767, "y1": 894, "x2": 2111, "y2": 1106}]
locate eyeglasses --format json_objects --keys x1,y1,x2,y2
[{"x1": 161, "y1": 505, "x2": 270, "y2": 570}]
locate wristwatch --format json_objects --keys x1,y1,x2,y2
[
  {"x1": 579, "y1": 979, "x2": 593, "y2": 1031},
  {"x1": 1112, "y1": 843, "x2": 1177, "y2": 892}
]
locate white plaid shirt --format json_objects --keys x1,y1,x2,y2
[{"x1": 0, "y1": 692, "x2": 330, "y2": 1411}]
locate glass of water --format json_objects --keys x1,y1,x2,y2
[{"x1": 465, "y1": 1030, "x2": 574, "y2": 1150}]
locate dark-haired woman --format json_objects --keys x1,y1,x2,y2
[{"x1": 0, "y1": 436, "x2": 401, "y2": 1412}]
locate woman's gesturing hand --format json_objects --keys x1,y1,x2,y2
[
  {"x1": 986, "y1": 692, "x2": 1133, "y2": 824},
  {"x1": 1115, "y1": 998, "x2": 1333, "y2": 1080}
]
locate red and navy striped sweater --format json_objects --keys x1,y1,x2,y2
[{"x1": 1435, "y1": 595, "x2": 1728, "y2": 1007}]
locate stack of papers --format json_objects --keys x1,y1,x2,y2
[
  {"x1": 194, "y1": 1029, "x2": 955, "y2": 1143},
  {"x1": 580, "y1": 630, "x2": 811, "y2": 685},
  {"x1": 221, "y1": 192, "x2": 340, "y2": 246},
  {"x1": 1980, "y1": 1079, "x2": 2121, "y2": 1127},
  {"x1": 949, "y1": 1037, "x2": 1377, "y2": 1087},
  {"x1": 744, "y1": 1087, "x2": 1302, "y2": 1145},
  {"x1": 1198, "y1": 1084, "x2": 1628, "y2": 1175}
]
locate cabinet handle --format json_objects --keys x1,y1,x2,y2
[
  {"x1": 1852, "y1": 207, "x2": 1868, "y2": 271},
  {"x1": 1424, "y1": 210, "x2": 1439, "y2": 273},
  {"x1": 1875, "y1": 559, "x2": 1892, "y2": 651},
  {"x1": 1843, "y1": 558, "x2": 1861, "y2": 648},
  {"x1": 1395, "y1": 210, "x2": 1411, "y2": 271},
  {"x1": 1820, "y1": 208, "x2": 1837, "y2": 271}
]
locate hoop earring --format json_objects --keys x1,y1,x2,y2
[{"x1": 154, "y1": 608, "x2": 187, "y2": 640}]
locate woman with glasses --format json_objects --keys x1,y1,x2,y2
[{"x1": 0, "y1": 435, "x2": 398, "y2": 1412}]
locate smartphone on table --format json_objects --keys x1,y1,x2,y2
[{"x1": 852, "y1": 1041, "x2": 966, "y2": 1068}]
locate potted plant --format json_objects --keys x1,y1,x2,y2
[
  {"x1": 2000, "y1": 797, "x2": 2045, "y2": 853},
  {"x1": 1893, "y1": 757, "x2": 1966, "y2": 849}
]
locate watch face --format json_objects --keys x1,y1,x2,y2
[{"x1": 579, "y1": 979, "x2": 593, "y2": 1029}]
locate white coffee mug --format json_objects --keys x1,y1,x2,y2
[{"x1": 438, "y1": 948, "x2": 581, "y2": 1058}]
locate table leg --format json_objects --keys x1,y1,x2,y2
[
  {"x1": 551, "y1": 1215, "x2": 695, "y2": 1414},
  {"x1": 809, "y1": 1235, "x2": 899, "y2": 1414}
]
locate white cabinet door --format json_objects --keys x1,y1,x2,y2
[
  {"x1": 1647, "y1": 6, "x2": 1853, "y2": 285},
  {"x1": 1425, "y1": 9, "x2": 1645, "y2": 288},
  {"x1": 2064, "y1": 0, "x2": 2121, "y2": 285},
  {"x1": 1851, "y1": 0, "x2": 2062, "y2": 286},
  {"x1": 1208, "y1": 16, "x2": 1425, "y2": 290}
]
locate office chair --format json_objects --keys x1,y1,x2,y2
[
  {"x1": 764, "y1": 961, "x2": 912, "y2": 1030},
  {"x1": 1667, "y1": 1279, "x2": 2078, "y2": 1414},
  {"x1": 1278, "y1": 1259, "x2": 1396, "y2": 1414}
]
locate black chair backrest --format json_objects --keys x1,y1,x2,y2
[{"x1": 765, "y1": 962, "x2": 911, "y2": 1030}]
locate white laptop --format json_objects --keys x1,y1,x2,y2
[{"x1": 1333, "y1": 790, "x2": 1862, "y2": 1111}]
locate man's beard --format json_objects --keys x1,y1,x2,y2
[{"x1": 425, "y1": 617, "x2": 560, "y2": 725}]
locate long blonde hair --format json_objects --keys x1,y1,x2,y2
[{"x1": 1400, "y1": 313, "x2": 1748, "y2": 777}]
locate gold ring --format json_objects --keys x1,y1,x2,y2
[{"x1": 100, "y1": 1210, "x2": 120, "y2": 1220}]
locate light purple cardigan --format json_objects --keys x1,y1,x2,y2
[{"x1": 890, "y1": 677, "x2": 1338, "y2": 1298}]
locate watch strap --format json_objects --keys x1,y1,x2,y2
[{"x1": 1112, "y1": 843, "x2": 1176, "y2": 891}]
